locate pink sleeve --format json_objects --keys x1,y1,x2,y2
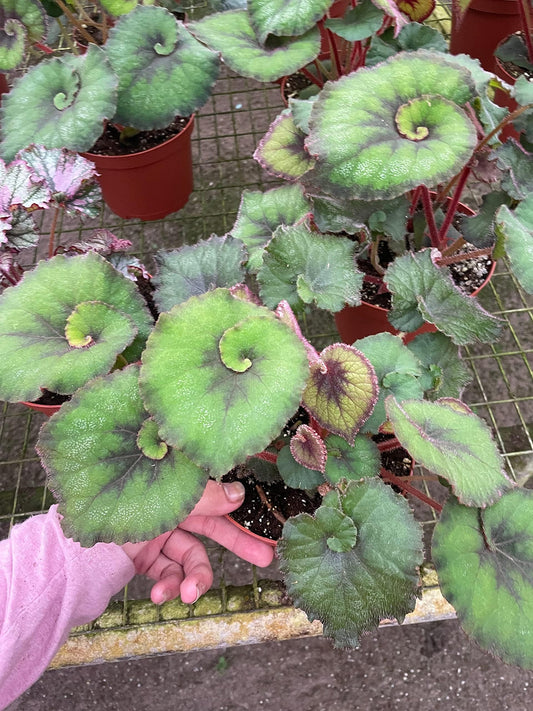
[{"x1": 0, "y1": 505, "x2": 135, "y2": 709}]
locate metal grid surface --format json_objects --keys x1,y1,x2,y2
[{"x1": 1, "y1": 0, "x2": 531, "y2": 666}]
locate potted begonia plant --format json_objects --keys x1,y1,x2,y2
[
  {"x1": 245, "y1": 48, "x2": 533, "y2": 344},
  {"x1": 0, "y1": 230, "x2": 530, "y2": 668},
  {"x1": 0, "y1": 4, "x2": 220, "y2": 220}
]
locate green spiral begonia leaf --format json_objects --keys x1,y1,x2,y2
[
  {"x1": 0, "y1": 45, "x2": 117, "y2": 160},
  {"x1": 249, "y1": 0, "x2": 334, "y2": 44},
  {"x1": 0, "y1": 252, "x2": 153, "y2": 402},
  {"x1": 189, "y1": 10, "x2": 321, "y2": 83},
  {"x1": 432, "y1": 489, "x2": 533, "y2": 669},
  {"x1": 305, "y1": 51, "x2": 478, "y2": 200},
  {"x1": 38, "y1": 366, "x2": 208, "y2": 546},
  {"x1": 0, "y1": 0, "x2": 47, "y2": 70},
  {"x1": 105, "y1": 6, "x2": 219, "y2": 130},
  {"x1": 140, "y1": 289, "x2": 309, "y2": 477},
  {"x1": 278, "y1": 480, "x2": 424, "y2": 648}
]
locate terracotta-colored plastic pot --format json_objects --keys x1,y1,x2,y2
[
  {"x1": 82, "y1": 114, "x2": 195, "y2": 221},
  {"x1": 449, "y1": 0, "x2": 522, "y2": 75},
  {"x1": 21, "y1": 400, "x2": 62, "y2": 416},
  {"x1": 335, "y1": 195, "x2": 497, "y2": 345},
  {"x1": 493, "y1": 37, "x2": 523, "y2": 141},
  {"x1": 225, "y1": 514, "x2": 279, "y2": 547}
]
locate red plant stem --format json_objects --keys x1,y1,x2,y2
[
  {"x1": 436, "y1": 164, "x2": 471, "y2": 246},
  {"x1": 255, "y1": 483, "x2": 287, "y2": 525},
  {"x1": 347, "y1": 41, "x2": 361, "y2": 73},
  {"x1": 34, "y1": 42, "x2": 54, "y2": 54},
  {"x1": 476, "y1": 103, "x2": 533, "y2": 150},
  {"x1": 47, "y1": 207, "x2": 60, "y2": 259},
  {"x1": 254, "y1": 450, "x2": 278, "y2": 464},
  {"x1": 375, "y1": 436, "x2": 403, "y2": 453},
  {"x1": 438, "y1": 246, "x2": 493, "y2": 266},
  {"x1": 320, "y1": 19, "x2": 344, "y2": 79},
  {"x1": 441, "y1": 235, "x2": 466, "y2": 258},
  {"x1": 380, "y1": 468, "x2": 443, "y2": 512},
  {"x1": 517, "y1": 0, "x2": 533, "y2": 63},
  {"x1": 409, "y1": 186, "x2": 423, "y2": 217},
  {"x1": 420, "y1": 186, "x2": 441, "y2": 249},
  {"x1": 300, "y1": 65, "x2": 325, "y2": 89}
]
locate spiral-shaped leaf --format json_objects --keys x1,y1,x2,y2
[
  {"x1": 0, "y1": 45, "x2": 117, "y2": 161},
  {"x1": 38, "y1": 366, "x2": 208, "y2": 546},
  {"x1": 189, "y1": 10, "x2": 321, "y2": 83},
  {"x1": 140, "y1": 288, "x2": 309, "y2": 477},
  {"x1": 305, "y1": 51, "x2": 478, "y2": 200},
  {"x1": 105, "y1": 6, "x2": 219, "y2": 130},
  {"x1": 249, "y1": 0, "x2": 334, "y2": 44},
  {"x1": 0, "y1": 252, "x2": 153, "y2": 402},
  {"x1": 0, "y1": 0, "x2": 47, "y2": 70}
]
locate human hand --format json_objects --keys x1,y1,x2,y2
[{"x1": 121, "y1": 480, "x2": 274, "y2": 605}]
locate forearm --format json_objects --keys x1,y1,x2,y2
[{"x1": 0, "y1": 505, "x2": 134, "y2": 708}]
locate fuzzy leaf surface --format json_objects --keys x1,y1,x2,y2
[
  {"x1": 17, "y1": 145, "x2": 101, "y2": 217},
  {"x1": 38, "y1": 366, "x2": 208, "y2": 546},
  {"x1": 140, "y1": 289, "x2": 309, "y2": 477},
  {"x1": 258, "y1": 223, "x2": 362, "y2": 312},
  {"x1": 432, "y1": 489, "x2": 533, "y2": 669},
  {"x1": 0, "y1": 252, "x2": 153, "y2": 402},
  {"x1": 105, "y1": 7, "x2": 219, "y2": 129},
  {"x1": 290, "y1": 423, "x2": 327, "y2": 472},
  {"x1": 249, "y1": 0, "x2": 334, "y2": 43},
  {"x1": 0, "y1": 156, "x2": 50, "y2": 219},
  {"x1": 495, "y1": 140, "x2": 533, "y2": 202},
  {"x1": 385, "y1": 396, "x2": 511, "y2": 507},
  {"x1": 254, "y1": 110, "x2": 315, "y2": 181},
  {"x1": 385, "y1": 249, "x2": 503, "y2": 345},
  {"x1": 278, "y1": 480, "x2": 423, "y2": 647},
  {"x1": 230, "y1": 185, "x2": 310, "y2": 272},
  {"x1": 153, "y1": 236, "x2": 247, "y2": 312},
  {"x1": 98, "y1": 0, "x2": 136, "y2": 16},
  {"x1": 406, "y1": 332, "x2": 471, "y2": 399},
  {"x1": 189, "y1": 10, "x2": 320, "y2": 83},
  {"x1": 366, "y1": 23, "x2": 447, "y2": 66},
  {"x1": 310, "y1": 193, "x2": 409, "y2": 240},
  {"x1": 302, "y1": 343, "x2": 378, "y2": 444},
  {"x1": 0, "y1": 45, "x2": 117, "y2": 160},
  {"x1": 458, "y1": 191, "x2": 511, "y2": 249},
  {"x1": 305, "y1": 51, "x2": 477, "y2": 200},
  {"x1": 324, "y1": 1, "x2": 384, "y2": 41},
  {"x1": 276, "y1": 443, "x2": 325, "y2": 489},
  {"x1": 495, "y1": 197, "x2": 533, "y2": 295},
  {"x1": 0, "y1": 0, "x2": 47, "y2": 70},
  {"x1": 324, "y1": 433, "x2": 381, "y2": 484}
]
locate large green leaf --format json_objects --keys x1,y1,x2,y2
[
  {"x1": 302, "y1": 343, "x2": 378, "y2": 444},
  {"x1": 105, "y1": 6, "x2": 219, "y2": 130},
  {"x1": 385, "y1": 249, "x2": 503, "y2": 345},
  {"x1": 324, "y1": 1, "x2": 384, "y2": 41},
  {"x1": 230, "y1": 185, "x2": 311, "y2": 272},
  {"x1": 189, "y1": 10, "x2": 321, "y2": 83},
  {"x1": 258, "y1": 223, "x2": 363, "y2": 312},
  {"x1": 0, "y1": 252, "x2": 153, "y2": 402},
  {"x1": 495, "y1": 197, "x2": 533, "y2": 295},
  {"x1": 278, "y1": 480, "x2": 424, "y2": 647},
  {"x1": 140, "y1": 288, "x2": 309, "y2": 477},
  {"x1": 0, "y1": 0, "x2": 47, "y2": 70},
  {"x1": 38, "y1": 366, "x2": 208, "y2": 546},
  {"x1": 305, "y1": 51, "x2": 478, "y2": 200},
  {"x1": 0, "y1": 45, "x2": 117, "y2": 161},
  {"x1": 254, "y1": 110, "x2": 315, "y2": 181},
  {"x1": 249, "y1": 0, "x2": 334, "y2": 43},
  {"x1": 153, "y1": 235, "x2": 248, "y2": 312},
  {"x1": 385, "y1": 396, "x2": 512, "y2": 507},
  {"x1": 406, "y1": 332, "x2": 472, "y2": 399},
  {"x1": 432, "y1": 489, "x2": 533, "y2": 669}
]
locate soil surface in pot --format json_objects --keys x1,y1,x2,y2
[
  {"x1": 497, "y1": 32, "x2": 533, "y2": 80},
  {"x1": 223, "y1": 437, "x2": 413, "y2": 542},
  {"x1": 88, "y1": 117, "x2": 190, "y2": 156},
  {"x1": 32, "y1": 389, "x2": 70, "y2": 407}
]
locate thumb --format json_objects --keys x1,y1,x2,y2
[{"x1": 189, "y1": 479, "x2": 245, "y2": 517}]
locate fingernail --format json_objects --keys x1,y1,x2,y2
[
  {"x1": 223, "y1": 481, "x2": 244, "y2": 502},
  {"x1": 192, "y1": 585, "x2": 203, "y2": 604}
]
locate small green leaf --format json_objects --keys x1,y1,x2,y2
[
  {"x1": 230, "y1": 185, "x2": 310, "y2": 272},
  {"x1": 324, "y1": 433, "x2": 380, "y2": 484},
  {"x1": 495, "y1": 140, "x2": 533, "y2": 202},
  {"x1": 385, "y1": 396, "x2": 512, "y2": 507},
  {"x1": 258, "y1": 223, "x2": 363, "y2": 312},
  {"x1": 276, "y1": 443, "x2": 325, "y2": 489},
  {"x1": 385, "y1": 249, "x2": 503, "y2": 345},
  {"x1": 290, "y1": 424, "x2": 327, "y2": 472},
  {"x1": 98, "y1": 0, "x2": 137, "y2": 16},
  {"x1": 406, "y1": 332, "x2": 472, "y2": 399},
  {"x1": 140, "y1": 289, "x2": 309, "y2": 477},
  {"x1": 458, "y1": 191, "x2": 512, "y2": 249},
  {"x1": 153, "y1": 235, "x2": 247, "y2": 312},
  {"x1": 106, "y1": 7, "x2": 219, "y2": 130},
  {"x1": 254, "y1": 110, "x2": 315, "y2": 181},
  {"x1": 189, "y1": 10, "x2": 321, "y2": 83},
  {"x1": 495, "y1": 197, "x2": 533, "y2": 295},
  {"x1": 278, "y1": 479, "x2": 423, "y2": 648},
  {"x1": 325, "y1": 1, "x2": 384, "y2": 42},
  {"x1": 432, "y1": 489, "x2": 533, "y2": 669},
  {"x1": 0, "y1": 253, "x2": 153, "y2": 402},
  {"x1": 302, "y1": 344, "x2": 378, "y2": 444},
  {"x1": 249, "y1": 0, "x2": 333, "y2": 44},
  {"x1": 38, "y1": 366, "x2": 208, "y2": 546}
]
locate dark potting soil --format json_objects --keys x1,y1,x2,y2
[
  {"x1": 33, "y1": 390, "x2": 71, "y2": 407},
  {"x1": 282, "y1": 72, "x2": 314, "y2": 102},
  {"x1": 88, "y1": 117, "x2": 190, "y2": 156}
]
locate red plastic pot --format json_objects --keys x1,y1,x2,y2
[
  {"x1": 0, "y1": 73, "x2": 9, "y2": 103},
  {"x1": 21, "y1": 400, "x2": 62, "y2": 416},
  {"x1": 225, "y1": 514, "x2": 279, "y2": 547},
  {"x1": 82, "y1": 114, "x2": 195, "y2": 221},
  {"x1": 334, "y1": 197, "x2": 497, "y2": 345},
  {"x1": 449, "y1": 0, "x2": 522, "y2": 75}
]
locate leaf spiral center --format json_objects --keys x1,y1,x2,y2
[{"x1": 395, "y1": 98, "x2": 432, "y2": 142}]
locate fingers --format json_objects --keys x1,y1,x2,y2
[
  {"x1": 160, "y1": 528, "x2": 213, "y2": 604},
  {"x1": 180, "y1": 514, "x2": 275, "y2": 568},
  {"x1": 188, "y1": 479, "x2": 245, "y2": 517}
]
